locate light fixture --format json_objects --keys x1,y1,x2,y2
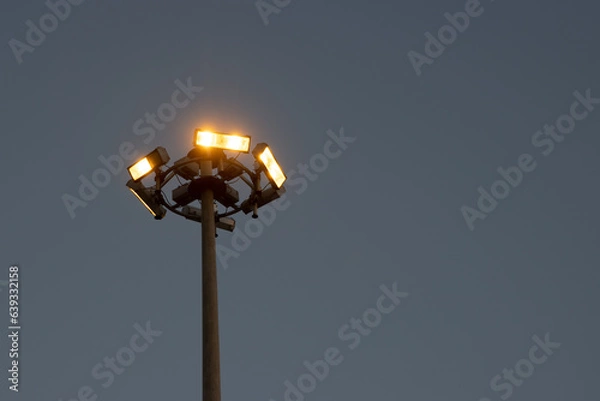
[
  {"x1": 181, "y1": 206, "x2": 236, "y2": 232},
  {"x1": 240, "y1": 186, "x2": 287, "y2": 214},
  {"x1": 127, "y1": 147, "x2": 171, "y2": 181},
  {"x1": 172, "y1": 184, "x2": 194, "y2": 206},
  {"x1": 126, "y1": 179, "x2": 166, "y2": 219},
  {"x1": 215, "y1": 184, "x2": 240, "y2": 208},
  {"x1": 252, "y1": 143, "x2": 286, "y2": 189},
  {"x1": 194, "y1": 130, "x2": 251, "y2": 153},
  {"x1": 173, "y1": 156, "x2": 200, "y2": 180},
  {"x1": 187, "y1": 177, "x2": 240, "y2": 208},
  {"x1": 218, "y1": 159, "x2": 245, "y2": 181}
]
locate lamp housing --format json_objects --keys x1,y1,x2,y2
[
  {"x1": 181, "y1": 206, "x2": 236, "y2": 232},
  {"x1": 173, "y1": 156, "x2": 200, "y2": 180},
  {"x1": 188, "y1": 177, "x2": 240, "y2": 208},
  {"x1": 172, "y1": 184, "x2": 195, "y2": 206},
  {"x1": 194, "y1": 130, "x2": 251, "y2": 153},
  {"x1": 241, "y1": 186, "x2": 287, "y2": 214},
  {"x1": 127, "y1": 147, "x2": 170, "y2": 181},
  {"x1": 126, "y1": 179, "x2": 166, "y2": 219},
  {"x1": 219, "y1": 160, "x2": 245, "y2": 181},
  {"x1": 252, "y1": 143, "x2": 286, "y2": 189}
]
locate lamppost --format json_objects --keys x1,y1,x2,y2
[{"x1": 125, "y1": 129, "x2": 287, "y2": 401}]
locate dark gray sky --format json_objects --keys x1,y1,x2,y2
[{"x1": 1, "y1": 0, "x2": 599, "y2": 400}]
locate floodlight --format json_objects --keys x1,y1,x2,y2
[
  {"x1": 240, "y1": 186, "x2": 287, "y2": 214},
  {"x1": 188, "y1": 178, "x2": 240, "y2": 208},
  {"x1": 194, "y1": 130, "x2": 251, "y2": 153},
  {"x1": 174, "y1": 156, "x2": 199, "y2": 180},
  {"x1": 218, "y1": 160, "x2": 245, "y2": 181},
  {"x1": 172, "y1": 184, "x2": 194, "y2": 206},
  {"x1": 127, "y1": 147, "x2": 171, "y2": 181},
  {"x1": 252, "y1": 143, "x2": 286, "y2": 189},
  {"x1": 215, "y1": 184, "x2": 239, "y2": 208},
  {"x1": 126, "y1": 179, "x2": 166, "y2": 219},
  {"x1": 216, "y1": 217, "x2": 236, "y2": 232},
  {"x1": 181, "y1": 206, "x2": 236, "y2": 232}
]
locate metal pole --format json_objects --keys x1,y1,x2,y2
[{"x1": 200, "y1": 159, "x2": 221, "y2": 401}]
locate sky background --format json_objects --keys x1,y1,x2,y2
[{"x1": 1, "y1": 0, "x2": 599, "y2": 400}]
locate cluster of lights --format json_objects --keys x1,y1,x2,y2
[{"x1": 126, "y1": 130, "x2": 287, "y2": 226}]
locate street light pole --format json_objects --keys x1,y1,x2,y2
[
  {"x1": 200, "y1": 158, "x2": 221, "y2": 401},
  {"x1": 125, "y1": 130, "x2": 288, "y2": 401}
]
